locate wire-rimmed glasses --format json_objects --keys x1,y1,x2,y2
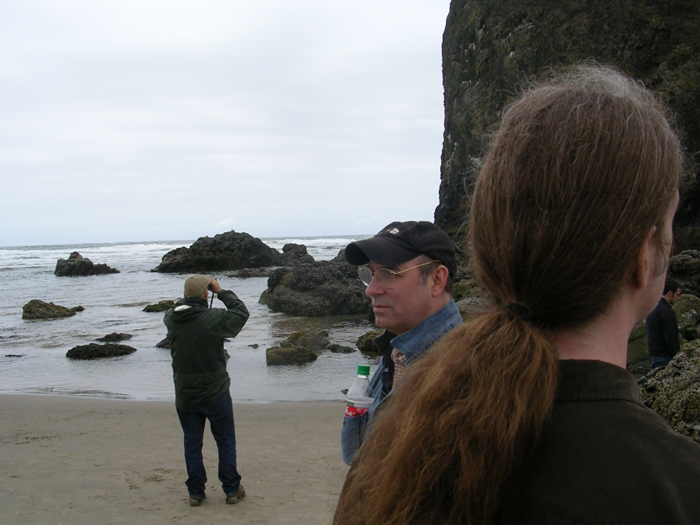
[{"x1": 357, "y1": 260, "x2": 440, "y2": 287}]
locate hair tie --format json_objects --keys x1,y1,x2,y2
[{"x1": 505, "y1": 302, "x2": 533, "y2": 323}]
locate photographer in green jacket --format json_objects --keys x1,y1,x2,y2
[{"x1": 164, "y1": 274, "x2": 249, "y2": 507}]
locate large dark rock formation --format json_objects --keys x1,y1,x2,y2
[
  {"x1": 22, "y1": 300, "x2": 83, "y2": 320},
  {"x1": 66, "y1": 343, "x2": 137, "y2": 359},
  {"x1": 55, "y1": 252, "x2": 119, "y2": 276},
  {"x1": 152, "y1": 231, "x2": 313, "y2": 273},
  {"x1": 437, "y1": 0, "x2": 700, "y2": 254},
  {"x1": 259, "y1": 260, "x2": 371, "y2": 317}
]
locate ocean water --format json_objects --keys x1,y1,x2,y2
[{"x1": 0, "y1": 235, "x2": 378, "y2": 402}]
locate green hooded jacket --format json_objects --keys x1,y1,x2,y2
[{"x1": 163, "y1": 289, "x2": 249, "y2": 410}]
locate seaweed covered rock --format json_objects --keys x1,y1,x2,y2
[
  {"x1": 280, "y1": 329, "x2": 331, "y2": 352},
  {"x1": 329, "y1": 344, "x2": 355, "y2": 354},
  {"x1": 143, "y1": 300, "x2": 175, "y2": 313},
  {"x1": 259, "y1": 260, "x2": 370, "y2": 317},
  {"x1": 55, "y1": 252, "x2": 119, "y2": 276},
  {"x1": 152, "y1": 231, "x2": 313, "y2": 273},
  {"x1": 356, "y1": 330, "x2": 383, "y2": 356},
  {"x1": 638, "y1": 352, "x2": 700, "y2": 444},
  {"x1": 674, "y1": 293, "x2": 700, "y2": 330},
  {"x1": 437, "y1": 0, "x2": 700, "y2": 248},
  {"x1": 266, "y1": 346, "x2": 318, "y2": 366},
  {"x1": 22, "y1": 300, "x2": 82, "y2": 320},
  {"x1": 96, "y1": 332, "x2": 132, "y2": 343},
  {"x1": 669, "y1": 251, "x2": 700, "y2": 298},
  {"x1": 66, "y1": 343, "x2": 137, "y2": 359}
]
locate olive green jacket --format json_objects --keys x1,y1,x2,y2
[{"x1": 163, "y1": 290, "x2": 249, "y2": 410}]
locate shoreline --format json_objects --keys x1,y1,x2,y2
[
  {"x1": 1, "y1": 394, "x2": 348, "y2": 524},
  {"x1": 0, "y1": 390, "x2": 346, "y2": 404}
]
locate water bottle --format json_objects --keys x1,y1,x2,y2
[{"x1": 345, "y1": 364, "x2": 374, "y2": 417}]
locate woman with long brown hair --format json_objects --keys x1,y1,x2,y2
[{"x1": 334, "y1": 64, "x2": 700, "y2": 524}]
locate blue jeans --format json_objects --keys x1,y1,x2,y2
[{"x1": 176, "y1": 390, "x2": 242, "y2": 497}]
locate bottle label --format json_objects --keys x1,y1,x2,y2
[{"x1": 345, "y1": 405, "x2": 369, "y2": 417}]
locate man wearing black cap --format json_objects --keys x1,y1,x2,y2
[
  {"x1": 341, "y1": 221, "x2": 463, "y2": 465},
  {"x1": 164, "y1": 274, "x2": 249, "y2": 506}
]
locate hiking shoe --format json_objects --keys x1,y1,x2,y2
[
  {"x1": 226, "y1": 485, "x2": 246, "y2": 504},
  {"x1": 189, "y1": 493, "x2": 206, "y2": 506}
]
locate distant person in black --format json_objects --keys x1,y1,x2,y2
[{"x1": 646, "y1": 279, "x2": 682, "y2": 368}]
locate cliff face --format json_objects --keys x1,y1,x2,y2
[{"x1": 437, "y1": 0, "x2": 700, "y2": 252}]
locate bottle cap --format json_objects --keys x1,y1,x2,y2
[{"x1": 357, "y1": 364, "x2": 370, "y2": 376}]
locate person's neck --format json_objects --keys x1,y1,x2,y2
[
  {"x1": 184, "y1": 297, "x2": 208, "y2": 308},
  {"x1": 551, "y1": 291, "x2": 639, "y2": 370}
]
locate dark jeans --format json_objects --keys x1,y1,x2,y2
[
  {"x1": 176, "y1": 390, "x2": 241, "y2": 497},
  {"x1": 651, "y1": 356, "x2": 672, "y2": 368}
]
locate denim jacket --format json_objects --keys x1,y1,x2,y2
[{"x1": 341, "y1": 299, "x2": 463, "y2": 465}]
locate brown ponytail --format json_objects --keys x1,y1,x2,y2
[
  {"x1": 335, "y1": 309, "x2": 557, "y2": 524},
  {"x1": 334, "y1": 64, "x2": 681, "y2": 524}
]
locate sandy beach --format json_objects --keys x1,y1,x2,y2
[{"x1": 1, "y1": 395, "x2": 349, "y2": 524}]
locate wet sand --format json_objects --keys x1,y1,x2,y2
[{"x1": 0, "y1": 394, "x2": 348, "y2": 524}]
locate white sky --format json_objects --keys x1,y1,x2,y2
[{"x1": 0, "y1": 1, "x2": 451, "y2": 246}]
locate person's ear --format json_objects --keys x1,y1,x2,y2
[
  {"x1": 430, "y1": 265, "x2": 449, "y2": 297},
  {"x1": 633, "y1": 225, "x2": 659, "y2": 289}
]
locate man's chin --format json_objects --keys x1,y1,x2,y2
[{"x1": 373, "y1": 311, "x2": 389, "y2": 329}]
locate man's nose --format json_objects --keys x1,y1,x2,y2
[{"x1": 365, "y1": 275, "x2": 383, "y2": 296}]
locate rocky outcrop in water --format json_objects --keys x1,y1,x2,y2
[
  {"x1": 278, "y1": 243, "x2": 314, "y2": 266},
  {"x1": 55, "y1": 252, "x2": 119, "y2": 276},
  {"x1": 266, "y1": 346, "x2": 318, "y2": 366},
  {"x1": 356, "y1": 330, "x2": 383, "y2": 356},
  {"x1": 152, "y1": 231, "x2": 314, "y2": 273},
  {"x1": 265, "y1": 329, "x2": 330, "y2": 365},
  {"x1": 264, "y1": 329, "x2": 355, "y2": 364},
  {"x1": 437, "y1": 0, "x2": 700, "y2": 252},
  {"x1": 22, "y1": 300, "x2": 83, "y2": 320},
  {"x1": 96, "y1": 333, "x2": 132, "y2": 343},
  {"x1": 259, "y1": 260, "x2": 370, "y2": 317},
  {"x1": 143, "y1": 300, "x2": 175, "y2": 313},
  {"x1": 66, "y1": 343, "x2": 137, "y2": 359}
]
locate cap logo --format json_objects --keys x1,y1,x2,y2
[{"x1": 387, "y1": 227, "x2": 400, "y2": 235}]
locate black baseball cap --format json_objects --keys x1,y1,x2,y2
[{"x1": 345, "y1": 221, "x2": 457, "y2": 277}]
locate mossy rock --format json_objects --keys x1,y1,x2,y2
[
  {"x1": 143, "y1": 300, "x2": 175, "y2": 313},
  {"x1": 265, "y1": 346, "x2": 318, "y2": 366},
  {"x1": 96, "y1": 332, "x2": 132, "y2": 343},
  {"x1": 637, "y1": 352, "x2": 700, "y2": 444},
  {"x1": 22, "y1": 300, "x2": 77, "y2": 320},
  {"x1": 329, "y1": 344, "x2": 355, "y2": 354},
  {"x1": 356, "y1": 330, "x2": 383, "y2": 355},
  {"x1": 681, "y1": 339, "x2": 700, "y2": 357},
  {"x1": 674, "y1": 294, "x2": 700, "y2": 327},
  {"x1": 66, "y1": 343, "x2": 137, "y2": 360},
  {"x1": 280, "y1": 329, "x2": 330, "y2": 352}
]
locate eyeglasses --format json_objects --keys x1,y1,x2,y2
[{"x1": 357, "y1": 260, "x2": 440, "y2": 287}]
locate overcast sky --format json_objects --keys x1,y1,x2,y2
[{"x1": 0, "y1": 1, "x2": 451, "y2": 247}]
